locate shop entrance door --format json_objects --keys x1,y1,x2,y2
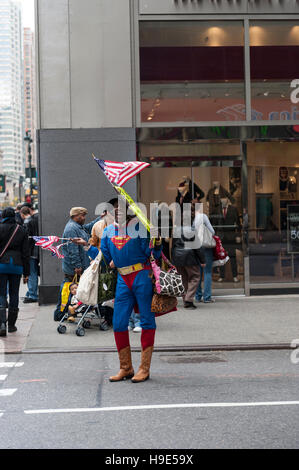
[{"x1": 138, "y1": 141, "x2": 246, "y2": 296}]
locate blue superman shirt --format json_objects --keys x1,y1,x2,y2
[{"x1": 100, "y1": 221, "x2": 161, "y2": 268}]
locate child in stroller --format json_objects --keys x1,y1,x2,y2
[{"x1": 67, "y1": 282, "x2": 85, "y2": 322}]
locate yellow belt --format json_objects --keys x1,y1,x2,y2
[{"x1": 117, "y1": 263, "x2": 145, "y2": 276}]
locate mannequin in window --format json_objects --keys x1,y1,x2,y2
[
  {"x1": 279, "y1": 167, "x2": 297, "y2": 193},
  {"x1": 217, "y1": 197, "x2": 242, "y2": 283},
  {"x1": 206, "y1": 182, "x2": 235, "y2": 226},
  {"x1": 175, "y1": 176, "x2": 205, "y2": 208}
]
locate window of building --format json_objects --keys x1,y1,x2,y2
[
  {"x1": 248, "y1": 142, "x2": 299, "y2": 283},
  {"x1": 139, "y1": 21, "x2": 245, "y2": 123},
  {"x1": 250, "y1": 21, "x2": 299, "y2": 122}
]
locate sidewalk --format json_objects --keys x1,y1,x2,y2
[{"x1": 2, "y1": 293, "x2": 299, "y2": 354}]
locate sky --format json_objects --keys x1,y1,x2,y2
[{"x1": 20, "y1": 0, "x2": 35, "y2": 30}]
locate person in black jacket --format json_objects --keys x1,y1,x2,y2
[
  {"x1": 0, "y1": 207, "x2": 30, "y2": 336},
  {"x1": 21, "y1": 204, "x2": 39, "y2": 303},
  {"x1": 172, "y1": 204, "x2": 206, "y2": 309}
]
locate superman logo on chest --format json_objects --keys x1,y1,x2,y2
[{"x1": 111, "y1": 235, "x2": 131, "y2": 250}]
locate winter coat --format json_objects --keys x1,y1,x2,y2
[
  {"x1": 0, "y1": 219, "x2": 30, "y2": 276},
  {"x1": 62, "y1": 217, "x2": 101, "y2": 275},
  {"x1": 171, "y1": 227, "x2": 206, "y2": 267},
  {"x1": 24, "y1": 213, "x2": 39, "y2": 259}
]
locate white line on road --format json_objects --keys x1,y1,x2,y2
[
  {"x1": 24, "y1": 400, "x2": 299, "y2": 415},
  {"x1": 0, "y1": 363, "x2": 24, "y2": 368},
  {"x1": 0, "y1": 389, "x2": 17, "y2": 397},
  {"x1": 0, "y1": 375, "x2": 7, "y2": 381}
]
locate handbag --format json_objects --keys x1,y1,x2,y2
[
  {"x1": 212, "y1": 236, "x2": 230, "y2": 267},
  {"x1": 151, "y1": 292, "x2": 178, "y2": 317},
  {"x1": 98, "y1": 254, "x2": 117, "y2": 302},
  {"x1": 197, "y1": 218, "x2": 216, "y2": 249},
  {"x1": 150, "y1": 252, "x2": 185, "y2": 297},
  {"x1": 76, "y1": 252, "x2": 102, "y2": 305}
]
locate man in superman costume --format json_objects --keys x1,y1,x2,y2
[{"x1": 100, "y1": 202, "x2": 162, "y2": 383}]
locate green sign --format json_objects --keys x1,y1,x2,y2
[{"x1": 0, "y1": 175, "x2": 6, "y2": 193}]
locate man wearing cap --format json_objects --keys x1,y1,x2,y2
[{"x1": 61, "y1": 207, "x2": 101, "y2": 280}]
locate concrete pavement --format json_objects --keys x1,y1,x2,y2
[{"x1": 1, "y1": 292, "x2": 299, "y2": 354}]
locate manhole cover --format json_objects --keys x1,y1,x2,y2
[{"x1": 159, "y1": 353, "x2": 227, "y2": 364}]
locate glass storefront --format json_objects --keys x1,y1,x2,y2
[
  {"x1": 139, "y1": 21, "x2": 245, "y2": 123},
  {"x1": 248, "y1": 142, "x2": 299, "y2": 284},
  {"x1": 137, "y1": 128, "x2": 299, "y2": 294},
  {"x1": 139, "y1": 19, "x2": 299, "y2": 124},
  {"x1": 250, "y1": 21, "x2": 299, "y2": 121},
  {"x1": 139, "y1": 139, "x2": 245, "y2": 292}
]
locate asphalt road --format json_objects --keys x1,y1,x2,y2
[{"x1": 0, "y1": 349, "x2": 299, "y2": 449}]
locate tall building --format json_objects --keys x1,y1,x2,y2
[
  {"x1": 36, "y1": 0, "x2": 299, "y2": 303},
  {"x1": 0, "y1": 0, "x2": 24, "y2": 180},
  {"x1": 23, "y1": 27, "x2": 35, "y2": 169}
]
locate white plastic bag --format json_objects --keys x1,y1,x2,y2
[{"x1": 76, "y1": 251, "x2": 102, "y2": 305}]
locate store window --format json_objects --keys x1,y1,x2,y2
[
  {"x1": 139, "y1": 21, "x2": 245, "y2": 123},
  {"x1": 250, "y1": 21, "x2": 299, "y2": 121},
  {"x1": 248, "y1": 142, "x2": 299, "y2": 283},
  {"x1": 139, "y1": 138, "x2": 245, "y2": 290}
]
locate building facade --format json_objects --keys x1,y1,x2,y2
[
  {"x1": 36, "y1": 0, "x2": 299, "y2": 303},
  {"x1": 0, "y1": 0, "x2": 24, "y2": 190},
  {"x1": 23, "y1": 27, "x2": 36, "y2": 169}
]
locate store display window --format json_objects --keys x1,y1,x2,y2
[
  {"x1": 139, "y1": 21, "x2": 245, "y2": 123},
  {"x1": 250, "y1": 21, "x2": 299, "y2": 121},
  {"x1": 248, "y1": 142, "x2": 299, "y2": 282}
]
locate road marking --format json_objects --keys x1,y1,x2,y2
[
  {"x1": 0, "y1": 375, "x2": 7, "y2": 381},
  {"x1": 24, "y1": 400, "x2": 299, "y2": 415},
  {"x1": 0, "y1": 413, "x2": 3, "y2": 418},
  {"x1": 19, "y1": 379, "x2": 48, "y2": 384},
  {"x1": 0, "y1": 362, "x2": 24, "y2": 368},
  {"x1": 0, "y1": 389, "x2": 17, "y2": 397}
]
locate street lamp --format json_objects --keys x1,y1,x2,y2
[{"x1": 24, "y1": 129, "x2": 33, "y2": 199}]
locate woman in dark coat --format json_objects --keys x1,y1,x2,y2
[{"x1": 0, "y1": 207, "x2": 30, "y2": 336}]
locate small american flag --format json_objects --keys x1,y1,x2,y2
[
  {"x1": 48, "y1": 243, "x2": 65, "y2": 259},
  {"x1": 93, "y1": 157, "x2": 150, "y2": 187},
  {"x1": 33, "y1": 236, "x2": 65, "y2": 259},
  {"x1": 33, "y1": 236, "x2": 60, "y2": 249}
]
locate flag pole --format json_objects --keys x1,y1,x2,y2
[{"x1": 91, "y1": 154, "x2": 155, "y2": 242}]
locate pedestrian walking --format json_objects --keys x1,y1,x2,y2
[
  {"x1": 15, "y1": 203, "x2": 24, "y2": 225},
  {"x1": 100, "y1": 201, "x2": 162, "y2": 383},
  {"x1": 171, "y1": 204, "x2": 206, "y2": 309},
  {"x1": 0, "y1": 207, "x2": 30, "y2": 336},
  {"x1": 21, "y1": 204, "x2": 40, "y2": 304},
  {"x1": 194, "y1": 212, "x2": 216, "y2": 303}
]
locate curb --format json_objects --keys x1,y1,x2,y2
[{"x1": 20, "y1": 343, "x2": 293, "y2": 355}]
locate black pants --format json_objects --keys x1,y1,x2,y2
[
  {"x1": 0, "y1": 273, "x2": 22, "y2": 309},
  {"x1": 220, "y1": 245, "x2": 238, "y2": 279}
]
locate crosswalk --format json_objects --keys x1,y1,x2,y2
[{"x1": 0, "y1": 361, "x2": 23, "y2": 417}]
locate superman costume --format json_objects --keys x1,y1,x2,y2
[{"x1": 101, "y1": 220, "x2": 162, "y2": 383}]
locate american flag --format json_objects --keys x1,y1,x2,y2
[
  {"x1": 33, "y1": 236, "x2": 60, "y2": 249},
  {"x1": 33, "y1": 236, "x2": 65, "y2": 259},
  {"x1": 48, "y1": 243, "x2": 65, "y2": 259},
  {"x1": 94, "y1": 157, "x2": 150, "y2": 187}
]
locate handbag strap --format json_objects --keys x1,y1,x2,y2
[
  {"x1": 150, "y1": 250, "x2": 176, "y2": 271},
  {"x1": 0, "y1": 224, "x2": 20, "y2": 259}
]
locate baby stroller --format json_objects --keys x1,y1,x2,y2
[{"x1": 57, "y1": 293, "x2": 113, "y2": 337}]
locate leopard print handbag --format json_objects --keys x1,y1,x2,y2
[
  {"x1": 151, "y1": 293, "x2": 178, "y2": 317},
  {"x1": 150, "y1": 252, "x2": 185, "y2": 297}
]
